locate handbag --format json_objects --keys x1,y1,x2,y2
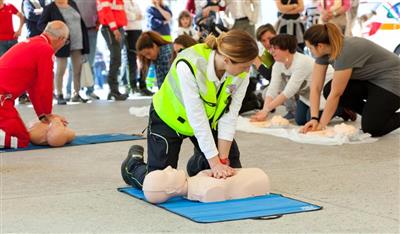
[{"x1": 80, "y1": 61, "x2": 94, "y2": 87}]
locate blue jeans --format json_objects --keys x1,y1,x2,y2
[
  {"x1": 295, "y1": 99, "x2": 318, "y2": 125},
  {"x1": 0, "y1": 40, "x2": 17, "y2": 57}
]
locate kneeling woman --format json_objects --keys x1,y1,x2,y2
[
  {"x1": 251, "y1": 34, "x2": 332, "y2": 125},
  {"x1": 121, "y1": 30, "x2": 259, "y2": 188},
  {"x1": 301, "y1": 23, "x2": 400, "y2": 136},
  {"x1": 136, "y1": 31, "x2": 174, "y2": 90}
]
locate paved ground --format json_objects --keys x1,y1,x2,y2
[{"x1": 1, "y1": 99, "x2": 399, "y2": 233}]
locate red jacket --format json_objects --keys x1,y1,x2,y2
[
  {"x1": 0, "y1": 35, "x2": 54, "y2": 118},
  {"x1": 96, "y1": 0, "x2": 127, "y2": 31}
]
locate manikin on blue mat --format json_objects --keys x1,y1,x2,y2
[{"x1": 119, "y1": 167, "x2": 322, "y2": 223}]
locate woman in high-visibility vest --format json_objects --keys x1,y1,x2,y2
[{"x1": 121, "y1": 30, "x2": 259, "y2": 189}]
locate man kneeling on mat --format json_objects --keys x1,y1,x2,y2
[
  {"x1": 28, "y1": 115, "x2": 75, "y2": 147},
  {"x1": 0, "y1": 21, "x2": 70, "y2": 149},
  {"x1": 142, "y1": 166, "x2": 270, "y2": 203}
]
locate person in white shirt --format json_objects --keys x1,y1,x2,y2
[
  {"x1": 176, "y1": 10, "x2": 200, "y2": 41},
  {"x1": 225, "y1": 0, "x2": 260, "y2": 37},
  {"x1": 251, "y1": 34, "x2": 332, "y2": 125},
  {"x1": 121, "y1": 30, "x2": 259, "y2": 189}
]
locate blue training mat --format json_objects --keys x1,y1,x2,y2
[
  {"x1": 1, "y1": 133, "x2": 144, "y2": 153},
  {"x1": 118, "y1": 187, "x2": 322, "y2": 223}
]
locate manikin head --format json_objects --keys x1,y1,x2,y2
[{"x1": 143, "y1": 166, "x2": 188, "y2": 203}]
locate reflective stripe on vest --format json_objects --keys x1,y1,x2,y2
[{"x1": 153, "y1": 43, "x2": 248, "y2": 136}]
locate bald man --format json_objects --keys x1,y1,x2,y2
[{"x1": 0, "y1": 21, "x2": 69, "y2": 149}]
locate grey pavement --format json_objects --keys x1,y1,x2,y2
[{"x1": 1, "y1": 99, "x2": 399, "y2": 233}]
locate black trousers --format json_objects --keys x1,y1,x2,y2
[
  {"x1": 324, "y1": 80, "x2": 400, "y2": 137},
  {"x1": 125, "y1": 30, "x2": 145, "y2": 90},
  {"x1": 127, "y1": 104, "x2": 242, "y2": 189}
]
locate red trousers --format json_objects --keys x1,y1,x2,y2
[{"x1": 0, "y1": 101, "x2": 30, "y2": 149}]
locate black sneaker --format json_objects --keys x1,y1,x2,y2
[
  {"x1": 139, "y1": 88, "x2": 154, "y2": 96},
  {"x1": 57, "y1": 94, "x2": 67, "y2": 105},
  {"x1": 121, "y1": 145, "x2": 145, "y2": 186},
  {"x1": 18, "y1": 93, "x2": 30, "y2": 104},
  {"x1": 70, "y1": 94, "x2": 88, "y2": 103}
]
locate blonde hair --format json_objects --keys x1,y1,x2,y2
[
  {"x1": 304, "y1": 23, "x2": 344, "y2": 60},
  {"x1": 204, "y1": 30, "x2": 258, "y2": 63}
]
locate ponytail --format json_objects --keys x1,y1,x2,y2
[
  {"x1": 304, "y1": 23, "x2": 344, "y2": 60},
  {"x1": 204, "y1": 30, "x2": 258, "y2": 63},
  {"x1": 325, "y1": 23, "x2": 343, "y2": 60}
]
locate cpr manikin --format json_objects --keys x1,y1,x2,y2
[
  {"x1": 251, "y1": 115, "x2": 290, "y2": 128},
  {"x1": 28, "y1": 116, "x2": 75, "y2": 147},
  {"x1": 143, "y1": 166, "x2": 270, "y2": 203}
]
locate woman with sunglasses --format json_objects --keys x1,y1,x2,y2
[
  {"x1": 38, "y1": 0, "x2": 90, "y2": 104},
  {"x1": 121, "y1": 30, "x2": 259, "y2": 189}
]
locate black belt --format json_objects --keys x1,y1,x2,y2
[{"x1": 236, "y1": 17, "x2": 249, "y2": 21}]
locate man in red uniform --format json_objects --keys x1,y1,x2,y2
[{"x1": 0, "y1": 20, "x2": 69, "y2": 149}]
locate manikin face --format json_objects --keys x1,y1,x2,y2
[
  {"x1": 139, "y1": 44, "x2": 159, "y2": 61},
  {"x1": 269, "y1": 46, "x2": 290, "y2": 63},
  {"x1": 260, "y1": 31, "x2": 276, "y2": 50},
  {"x1": 180, "y1": 17, "x2": 191, "y2": 28},
  {"x1": 143, "y1": 166, "x2": 187, "y2": 200},
  {"x1": 224, "y1": 58, "x2": 254, "y2": 76}
]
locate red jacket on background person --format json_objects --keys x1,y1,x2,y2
[{"x1": 96, "y1": 0, "x2": 127, "y2": 30}]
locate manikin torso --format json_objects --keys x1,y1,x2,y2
[
  {"x1": 142, "y1": 167, "x2": 270, "y2": 203},
  {"x1": 187, "y1": 168, "x2": 270, "y2": 202}
]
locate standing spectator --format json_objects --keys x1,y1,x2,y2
[
  {"x1": 304, "y1": 0, "x2": 320, "y2": 30},
  {"x1": 38, "y1": 0, "x2": 90, "y2": 104},
  {"x1": 275, "y1": 0, "x2": 305, "y2": 52},
  {"x1": 22, "y1": 0, "x2": 50, "y2": 38},
  {"x1": 93, "y1": 51, "x2": 106, "y2": 89},
  {"x1": 97, "y1": 0, "x2": 128, "y2": 100},
  {"x1": 146, "y1": 0, "x2": 172, "y2": 42},
  {"x1": 0, "y1": 0, "x2": 25, "y2": 56},
  {"x1": 136, "y1": 31, "x2": 173, "y2": 89},
  {"x1": 75, "y1": 0, "x2": 99, "y2": 100},
  {"x1": 318, "y1": 0, "x2": 351, "y2": 33},
  {"x1": 225, "y1": 0, "x2": 260, "y2": 37},
  {"x1": 124, "y1": 0, "x2": 146, "y2": 95},
  {"x1": 21, "y1": 0, "x2": 49, "y2": 104},
  {"x1": 345, "y1": 0, "x2": 359, "y2": 36},
  {"x1": 176, "y1": 10, "x2": 200, "y2": 41}
]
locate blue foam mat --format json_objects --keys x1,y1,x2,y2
[
  {"x1": 1, "y1": 133, "x2": 144, "y2": 153},
  {"x1": 118, "y1": 187, "x2": 322, "y2": 223}
]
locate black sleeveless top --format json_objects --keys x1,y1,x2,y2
[{"x1": 277, "y1": 0, "x2": 301, "y2": 19}]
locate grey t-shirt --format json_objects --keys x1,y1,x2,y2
[
  {"x1": 59, "y1": 6, "x2": 83, "y2": 51},
  {"x1": 316, "y1": 37, "x2": 400, "y2": 97}
]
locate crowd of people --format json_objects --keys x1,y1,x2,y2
[{"x1": 1, "y1": 0, "x2": 399, "y2": 190}]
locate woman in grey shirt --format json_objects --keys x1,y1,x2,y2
[{"x1": 301, "y1": 23, "x2": 400, "y2": 137}]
